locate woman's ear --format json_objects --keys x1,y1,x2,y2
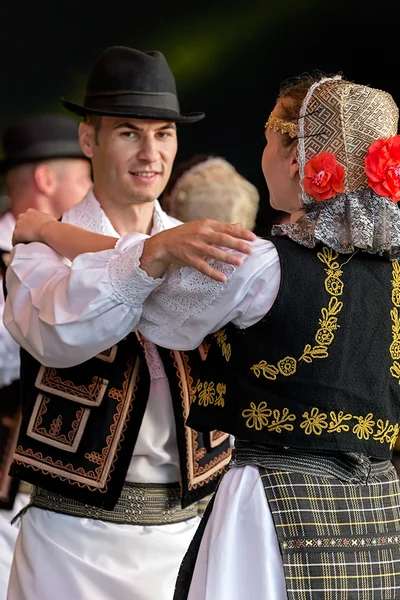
[{"x1": 288, "y1": 142, "x2": 299, "y2": 180}]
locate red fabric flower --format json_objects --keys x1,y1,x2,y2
[
  {"x1": 365, "y1": 135, "x2": 400, "y2": 203},
  {"x1": 303, "y1": 152, "x2": 346, "y2": 201}
]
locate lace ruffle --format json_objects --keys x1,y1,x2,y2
[
  {"x1": 107, "y1": 241, "x2": 163, "y2": 307},
  {"x1": 273, "y1": 189, "x2": 400, "y2": 259}
]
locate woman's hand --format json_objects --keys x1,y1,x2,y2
[{"x1": 12, "y1": 209, "x2": 57, "y2": 246}]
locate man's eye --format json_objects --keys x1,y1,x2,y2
[{"x1": 122, "y1": 131, "x2": 137, "y2": 138}]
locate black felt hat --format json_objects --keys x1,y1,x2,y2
[
  {"x1": 0, "y1": 114, "x2": 86, "y2": 174},
  {"x1": 61, "y1": 46, "x2": 205, "y2": 124}
]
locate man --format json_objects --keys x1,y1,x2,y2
[
  {"x1": 3, "y1": 46, "x2": 253, "y2": 600},
  {"x1": 0, "y1": 113, "x2": 91, "y2": 599}
]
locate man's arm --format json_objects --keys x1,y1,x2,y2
[{"x1": 4, "y1": 237, "x2": 161, "y2": 367}]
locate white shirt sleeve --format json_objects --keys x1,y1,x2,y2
[
  {"x1": 3, "y1": 234, "x2": 164, "y2": 368},
  {"x1": 138, "y1": 237, "x2": 281, "y2": 350},
  {"x1": 0, "y1": 283, "x2": 20, "y2": 388}
]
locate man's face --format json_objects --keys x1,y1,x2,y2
[
  {"x1": 51, "y1": 158, "x2": 92, "y2": 215},
  {"x1": 81, "y1": 117, "x2": 178, "y2": 206}
]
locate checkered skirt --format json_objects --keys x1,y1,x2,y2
[{"x1": 260, "y1": 464, "x2": 400, "y2": 600}]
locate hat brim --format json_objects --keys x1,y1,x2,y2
[
  {"x1": 0, "y1": 146, "x2": 88, "y2": 175},
  {"x1": 61, "y1": 99, "x2": 205, "y2": 124}
]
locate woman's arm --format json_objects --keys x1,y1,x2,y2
[{"x1": 12, "y1": 209, "x2": 118, "y2": 259}]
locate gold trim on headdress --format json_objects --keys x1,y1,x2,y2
[{"x1": 265, "y1": 114, "x2": 297, "y2": 138}]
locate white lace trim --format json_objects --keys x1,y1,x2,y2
[
  {"x1": 142, "y1": 260, "x2": 235, "y2": 337},
  {"x1": 142, "y1": 339, "x2": 166, "y2": 380},
  {"x1": 107, "y1": 240, "x2": 163, "y2": 307}
]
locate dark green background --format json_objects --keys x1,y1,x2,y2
[{"x1": 1, "y1": 1, "x2": 398, "y2": 228}]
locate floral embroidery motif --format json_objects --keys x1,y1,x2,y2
[
  {"x1": 241, "y1": 402, "x2": 296, "y2": 432},
  {"x1": 352, "y1": 413, "x2": 375, "y2": 440},
  {"x1": 390, "y1": 261, "x2": 400, "y2": 384},
  {"x1": 373, "y1": 420, "x2": 400, "y2": 450},
  {"x1": 241, "y1": 403, "x2": 399, "y2": 448},
  {"x1": 213, "y1": 329, "x2": 231, "y2": 362},
  {"x1": 193, "y1": 381, "x2": 226, "y2": 408},
  {"x1": 300, "y1": 407, "x2": 328, "y2": 436},
  {"x1": 251, "y1": 247, "x2": 343, "y2": 379}
]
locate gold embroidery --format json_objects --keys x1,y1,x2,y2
[
  {"x1": 390, "y1": 262, "x2": 400, "y2": 389},
  {"x1": 328, "y1": 410, "x2": 352, "y2": 433},
  {"x1": 240, "y1": 403, "x2": 397, "y2": 447},
  {"x1": 192, "y1": 381, "x2": 226, "y2": 408},
  {"x1": 213, "y1": 329, "x2": 231, "y2": 362},
  {"x1": 300, "y1": 407, "x2": 328, "y2": 436},
  {"x1": 251, "y1": 247, "x2": 344, "y2": 379},
  {"x1": 169, "y1": 350, "x2": 231, "y2": 490},
  {"x1": 241, "y1": 402, "x2": 296, "y2": 432},
  {"x1": 353, "y1": 413, "x2": 375, "y2": 440},
  {"x1": 373, "y1": 420, "x2": 400, "y2": 449}
]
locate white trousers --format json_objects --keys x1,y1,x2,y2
[{"x1": 7, "y1": 507, "x2": 200, "y2": 600}]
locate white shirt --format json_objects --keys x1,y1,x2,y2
[{"x1": 0, "y1": 212, "x2": 20, "y2": 388}]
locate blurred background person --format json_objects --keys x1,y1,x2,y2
[
  {"x1": 0, "y1": 113, "x2": 91, "y2": 600},
  {"x1": 161, "y1": 154, "x2": 260, "y2": 230}
]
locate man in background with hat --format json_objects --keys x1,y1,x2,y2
[
  {"x1": 3, "y1": 46, "x2": 252, "y2": 600},
  {"x1": 0, "y1": 113, "x2": 91, "y2": 599}
]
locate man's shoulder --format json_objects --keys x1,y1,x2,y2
[{"x1": 61, "y1": 190, "x2": 99, "y2": 231}]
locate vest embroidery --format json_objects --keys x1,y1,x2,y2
[
  {"x1": 213, "y1": 329, "x2": 231, "y2": 362},
  {"x1": 390, "y1": 260, "x2": 400, "y2": 380},
  {"x1": 250, "y1": 247, "x2": 344, "y2": 380}
]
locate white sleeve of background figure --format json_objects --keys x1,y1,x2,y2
[
  {"x1": 3, "y1": 234, "x2": 163, "y2": 368},
  {"x1": 0, "y1": 281, "x2": 20, "y2": 388},
  {"x1": 137, "y1": 237, "x2": 281, "y2": 350}
]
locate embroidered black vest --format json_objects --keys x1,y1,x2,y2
[
  {"x1": 0, "y1": 246, "x2": 22, "y2": 509},
  {"x1": 186, "y1": 237, "x2": 400, "y2": 460},
  {"x1": 10, "y1": 333, "x2": 231, "y2": 510}
]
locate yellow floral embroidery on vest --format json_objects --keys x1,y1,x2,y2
[
  {"x1": 192, "y1": 381, "x2": 226, "y2": 408},
  {"x1": 238, "y1": 405, "x2": 399, "y2": 449},
  {"x1": 213, "y1": 329, "x2": 231, "y2": 362},
  {"x1": 251, "y1": 247, "x2": 343, "y2": 380},
  {"x1": 390, "y1": 261, "x2": 400, "y2": 382},
  {"x1": 241, "y1": 402, "x2": 296, "y2": 432}
]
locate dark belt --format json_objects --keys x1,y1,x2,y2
[{"x1": 28, "y1": 481, "x2": 199, "y2": 526}]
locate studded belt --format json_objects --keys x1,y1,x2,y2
[{"x1": 29, "y1": 482, "x2": 198, "y2": 526}]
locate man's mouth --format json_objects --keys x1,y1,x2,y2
[{"x1": 129, "y1": 171, "x2": 161, "y2": 181}]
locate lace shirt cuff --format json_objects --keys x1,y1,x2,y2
[{"x1": 108, "y1": 238, "x2": 164, "y2": 308}]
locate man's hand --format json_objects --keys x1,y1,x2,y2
[
  {"x1": 140, "y1": 219, "x2": 256, "y2": 283},
  {"x1": 12, "y1": 209, "x2": 57, "y2": 246}
]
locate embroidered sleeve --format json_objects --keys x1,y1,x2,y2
[
  {"x1": 138, "y1": 239, "x2": 280, "y2": 350},
  {"x1": 108, "y1": 236, "x2": 164, "y2": 308}
]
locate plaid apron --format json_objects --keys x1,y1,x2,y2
[{"x1": 174, "y1": 445, "x2": 400, "y2": 600}]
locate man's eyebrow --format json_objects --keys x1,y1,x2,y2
[{"x1": 113, "y1": 122, "x2": 176, "y2": 131}]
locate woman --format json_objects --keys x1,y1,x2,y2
[{"x1": 10, "y1": 73, "x2": 400, "y2": 599}]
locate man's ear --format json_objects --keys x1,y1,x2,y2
[
  {"x1": 33, "y1": 164, "x2": 56, "y2": 195},
  {"x1": 288, "y1": 142, "x2": 299, "y2": 180},
  {"x1": 79, "y1": 121, "x2": 95, "y2": 159}
]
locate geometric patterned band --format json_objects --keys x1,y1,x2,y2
[{"x1": 29, "y1": 481, "x2": 199, "y2": 525}]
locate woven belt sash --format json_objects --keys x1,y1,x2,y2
[
  {"x1": 30, "y1": 482, "x2": 198, "y2": 525},
  {"x1": 232, "y1": 441, "x2": 391, "y2": 483}
]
